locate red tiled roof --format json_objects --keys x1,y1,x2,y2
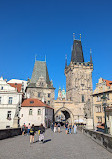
[
  {"x1": 8, "y1": 83, "x2": 22, "y2": 92},
  {"x1": 21, "y1": 98, "x2": 53, "y2": 109},
  {"x1": 103, "y1": 79, "x2": 112, "y2": 87}
]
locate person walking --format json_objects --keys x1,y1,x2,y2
[
  {"x1": 57, "y1": 122, "x2": 61, "y2": 133},
  {"x1": 73, "y1": 123, "x2": 77, "y2": 134},
  {"x1": 21, "y1": 123, "x2": 26, "y2": 136},
  {"x1": 30, "y1": 124, "x2": 35, "y2": 144},
  {"x1": 51, "y1": 122, "x2": 54, "y2": 131},
  {"x1": 39, "y1": 123, "x2": 45, "y2": 143},
  {"x1": 64, "y1": 122, "x2": 68, "y2": 134},
  {"x1": 27, "y1": 123, "x2": 31, "y2": 136},
  {"x1": 54, "y1": 123, "x2": 57, "y2": 133},
  {"x1": 69, "y1": 123, "x2": 72, "y2": 134}
]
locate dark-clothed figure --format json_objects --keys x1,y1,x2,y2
[
  {"x1": 39, "y1": 124, "x2": 45, "y2": 143},
  {"x1": 30, "y1": 124, "x2": 35, "y2": 144}
]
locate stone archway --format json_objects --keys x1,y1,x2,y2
[{"x1": 54, "y1": 107, "x2": 74, "y2": 124}]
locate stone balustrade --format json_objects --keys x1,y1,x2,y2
[
  {"x1": 78, "y1": 126, "x2": 112, "y2": 153},
  {"x1": 0, "y1": 128, "x2": 21, "y2": 140}
]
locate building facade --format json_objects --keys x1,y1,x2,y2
[
  {"x1": 26, "y1": 60, "x2": 55, "y2": 107},
  {"x1": 20, "y1": 98, "x2": 53, "y2": 128},
  {"x1": 93, "y1": 78, "x2": 112, "y2": 129},
  {"x1": 0, "y1": 77, "x2": 22, "y2": 129},
  {"x1": 54, "y1": 39, "x2": 93, "y2": 127}
]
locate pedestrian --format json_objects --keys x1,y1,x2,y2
[
  {"x1": 69, "y1": 123, "x2": 72, "y2": 134},
  {"x1": 27, "y1": 123, "x2": 31, "y2": 136},
  {"x1": 57, "y1": 122, "x2": 61, "y2": 133},
  {"x1": 73, "y1": 123, "x2": 77, "y2": 134},
  {"x1": 38, "y1": 123, "x2": 45, "y2": 143},
  {"x1": 30, "y1": 124, "x2": 35, "y2": 144},
  {"x1": 21, "y1": 123, "x2": 26, "y2": 136},
  {"x1": 64, "y1": 122, "x2": 68, "y2": 134},
  {"x1": 51, "y1": 122, "x2": 54, "y2": 131},
  {"x1": 54, "y1": 123, "x2": 57, "y2": 133}
]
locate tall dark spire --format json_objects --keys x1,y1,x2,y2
[
  {"x1": 90, "y1": 48, "x2": 93, "y2": 64},
  {"x1": 71, "y1": 39, "x2": 84, "y2": 63}
]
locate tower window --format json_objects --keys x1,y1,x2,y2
[
  {"x1": 48, "y1": 93, "x2": 51, "y2": 98},
  {"x1": 82, "y1": 95, "x2": 84, "y2": 102},
  {"x1": 38, "y1": 92, "x2": 41, "y2": 97}
]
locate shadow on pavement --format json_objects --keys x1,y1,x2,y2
[{"x1": 43, "y1": 139, "x2": 51, "y2": 143}]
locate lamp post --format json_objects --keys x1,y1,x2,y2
[{"x1": 101, "y1": 94, "x2": 108, "y2": 134}]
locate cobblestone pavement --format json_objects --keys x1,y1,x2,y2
[{"x1": 0, "y1": 128, "x2": 112, "y2": 159}]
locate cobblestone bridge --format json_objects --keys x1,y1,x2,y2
[{"x1": 0, "y1": 128, "x2": 112, "y2": 159}]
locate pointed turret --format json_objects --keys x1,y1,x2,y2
[
  {"x1": 90, "y1": 48, "x2": 93, "y2": 64},
  {"x1": 71, "y1": 39, "x2": 84, "y2": 63}
]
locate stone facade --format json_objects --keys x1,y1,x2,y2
[
  {"x1": 54, "y1": 39, "x2": 93, "y2": 126},
  {"x1": 93, "y1": 77, "x2": 112, "y2": 131}
]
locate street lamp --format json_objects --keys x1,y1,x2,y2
[{"x1": 101, "y1": 94, "x2": 108, "y2": 134}]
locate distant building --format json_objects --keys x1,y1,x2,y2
[
  {"x1": 57, "y1": 87, "x2": 66, "y2": 100},
  {"x1": 93, "y1": 78, "x2": 112, "y2": 130},
  {"x1": 106, "y1": 107, "x2": 112, "y2": 135},
  {"x1": 0, "y1": 77, "x2": 22, "y2": 129},
  {"x1": 26, "y1": 60, "x2": 55, "y2": 107},
  {"x1": 8, "y1": 79, "x2": 27, "y2": 93},
  {"x1": 20, "y1": 98, "x2": 53, "y2": 128}
]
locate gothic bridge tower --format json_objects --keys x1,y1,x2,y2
[{"x1": 65, "y1": 38, "x2": 93, "y2": 119}]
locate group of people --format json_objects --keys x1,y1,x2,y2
[
  {"x1": 51, "y1": 122, "x2": 61, "y2": 133},
  {"x1": 64, "y1": 122, "x2": 77, "y2": 134},
  {"x1": 50, "y1": 122, "x2": 77, "y2": 134},
  {"x1": 21, "y1": 123, "x2": 45, "y2": 144}
]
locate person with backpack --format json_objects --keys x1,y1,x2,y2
[
  {"x1": 30, "y1": 124, "x2": 35, "y2": 144},
  {"x1": 38, "y1": 123, "x2": 45, "y2": 143}
]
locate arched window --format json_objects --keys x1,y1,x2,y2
[{"x1": 38, "y1": 109, "x2": 41, "y2": 115}]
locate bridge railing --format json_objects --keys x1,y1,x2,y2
[
  {"x1": 78, "y1": 126, "x2": 112, "y2": 153},
  {"x1": 0, "y1": 128, "x2": 21, "y2": 140}
]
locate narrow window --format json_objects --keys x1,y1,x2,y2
[
  {"x1": 1, "y1": 87, "x2": 3, "y2": 90},
  {"x1": 8, "y1": 97, "x2": 13, "y2": 104},
  {"x1": 48, "y1": 93, "x2": 51, "y2": 98},
  {"x1": 29, "y1": 109, "x2": 32, "y2": 115},
  {"x1": 38, "y1": 109, "x2": 41, "y2": 115},
  {"x1": 7, "y1": 111, "x2": 11, "y2": 120},
  {"x1": 82, "y1": 95, "x2": 84, "y2": 102},
  {"x1": 0, "y1": 97, "x2": 1, "y2": 104},
  {"x1": 48, "y1": 101, "x2": 50, "y2": 105},
  {"x1": 38, "y1": 92, "x2": 41, "y2": 98}
]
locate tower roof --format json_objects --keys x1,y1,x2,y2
[
  {"x1": 71, "y1": 40, "x2": 84, "y2": 63},
  {"x1": 31, "y1": 61, "x2": 51, "y2": 85}
]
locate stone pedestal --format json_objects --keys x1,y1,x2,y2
[
  {"x1": 13, "y1": 117, "x2": 18, "y2": 128},
  {"x1": 85, "y1": 118, "x2": 93, "y2": 130}
]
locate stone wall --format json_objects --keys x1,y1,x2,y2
[
  {"x1": 0, "y1": 128, "x2": 21, "y2": 140},
  {"x1": 78, "y1": 127, "x2": 112, "y2": 153}
]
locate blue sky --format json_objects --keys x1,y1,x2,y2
[{"x1": 0, "y1": 0, "x2": 112, "y2": 98}]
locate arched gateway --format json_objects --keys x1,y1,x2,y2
[{"x1": 54, "y1": 107, "x2": 74, "y2": 124}]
